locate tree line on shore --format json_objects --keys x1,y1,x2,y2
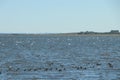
[{"x1": 77, "y1": 30, "x2": 119, "y2": 34}]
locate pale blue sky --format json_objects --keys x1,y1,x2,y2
[{"x1": 0, "y1": 0, "x2": 120, "y2": 33}]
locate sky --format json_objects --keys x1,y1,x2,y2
[{"x1": 0, "y1": 0, "x2": 120, "y2": 33}]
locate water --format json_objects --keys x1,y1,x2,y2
[{"x1": 0, "y1": 35, "x2": 120, "y2": 80}]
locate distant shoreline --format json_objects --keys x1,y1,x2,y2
[{"x1": 0, "y1": 33, "x2": 120, "y2": 37}]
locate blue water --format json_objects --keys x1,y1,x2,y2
[{"x1": 0, "y1": 35, "x2": 120, "y2": 80}]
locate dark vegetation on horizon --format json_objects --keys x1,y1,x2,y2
[{"x1": 77, "y1": 30, "x2": 120, "y2": 34}]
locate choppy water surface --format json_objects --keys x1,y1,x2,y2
[{"x1": 0, "y1": 35, "x2": 120, "y2": 80}]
